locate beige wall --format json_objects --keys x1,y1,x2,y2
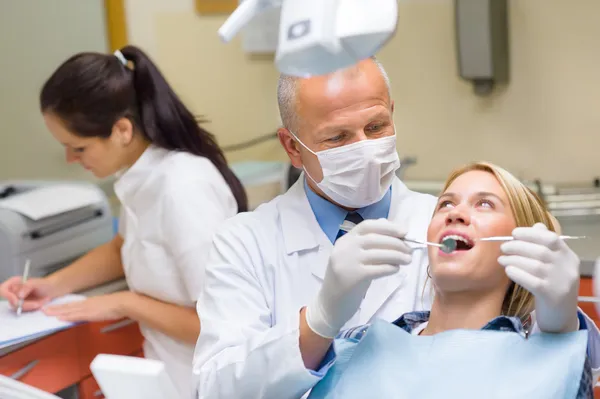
[
  {"x1": 125, "y1": 0, "x2": 283, "y2": 166},
  {"x1": 3, "y1": 1, "x2": 596, "y2": 185},
  {"x1": 124, "y1": 0, "x2": 600, "y2": 185},
  {"x1": 0, "y1": 0, "x2": 109, "y2": 181}
]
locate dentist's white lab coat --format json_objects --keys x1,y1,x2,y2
[
  {"x1": 115, "y1": 145, "x2": 238, "y2": 399},
  {"x1": 192, "y1": 176, "x2": 438, "y2": 399}
]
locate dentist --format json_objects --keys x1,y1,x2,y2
[{"x1": 192, "y1": 57, "x2": 600, "y2": 398}]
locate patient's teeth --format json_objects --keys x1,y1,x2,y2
[
  {"x1": 441, "y1": 235, "x2": 473, "y2": 247},
  {"x1": 444, "y1": 235, "x2": 469, "y2": 243}
]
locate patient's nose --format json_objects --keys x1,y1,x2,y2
[{"x1": 445, "y1": 207, "x2": 470, "y2": 226}]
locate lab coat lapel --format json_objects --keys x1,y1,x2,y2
[
  {"x1": 277, "y1": 175, "x2": 332, "y2": 280},
  {"x1": 359, "y1": 179, "x2": 417, "y2": 323}
]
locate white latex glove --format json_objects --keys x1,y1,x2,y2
[
  {"x1": 305, "y1": 218, "x2": 412, "y2": 339},
  {"x1": 498, "y1": 223, "x2": 580, "y2": 333}
]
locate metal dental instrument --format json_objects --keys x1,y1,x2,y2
[
  {"x1": 339, "y1": 222, "x2": 453, "y2": 253},
  {"x1": 478, "y1": 235, "x2": 587, "y2": 242},
  {"x1": 402, "y1": 238, "x2": 448, "y2": 251},
  {"x1": 578, "y1": 296, "x2": 600, "y2": 304},
  {"x1": 439, "y1": 235, "x2": 587, "y2": 254}
]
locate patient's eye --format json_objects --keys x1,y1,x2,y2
[
  {"x1": 437, "y1": 200, "x2": 453, "y2": 210},
  {"x1": 477, "y1": 199, "x2": 494, "y2": 208}
]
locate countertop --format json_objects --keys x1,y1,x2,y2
[{"x1": 0, "y1": 278, "x2": 129, "y2": 357}]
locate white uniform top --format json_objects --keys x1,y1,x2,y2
[
  {"x1": 114, "y1": 145, "x2": 238, "y2": 399},
  {"x1": 192, "y1": 177, "x2": 438, "y2": 399}
]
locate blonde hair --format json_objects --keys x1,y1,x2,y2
[{"x1": 437, "y1": 161, "x2": 558, "y2": 324}]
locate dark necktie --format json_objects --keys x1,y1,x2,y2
[{"x1": 335, "y1": 212, "x2": 364, "y2": 242}]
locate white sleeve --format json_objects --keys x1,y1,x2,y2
[
  {"x1": 192, "y1": 220, "x2": 321, "y2": 399},
  {"x1": 161, "y1": 175, "x2": 235, "y2": 301}
]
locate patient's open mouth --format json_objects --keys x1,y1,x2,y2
[{"x1": 440, "y1": 234, "x2": 474, "y2": 251}]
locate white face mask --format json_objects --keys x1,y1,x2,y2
[{"x1": 291, "y1": 132, "x2": 401, "y2": 208}]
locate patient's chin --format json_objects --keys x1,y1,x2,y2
[
  {"x1": 432, "y1": 259, "x2": 471, "y2": 273},
  {"x1": 430, "y1": 262, "x2": 477, "y2": 291}
]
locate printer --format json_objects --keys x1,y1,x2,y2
[{"x1": 0, "y1": 181, "x2": 114, "y2": 283}]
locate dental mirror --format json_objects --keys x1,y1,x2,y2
[{"x1": 439, "y1": 238, "x2": 458, "y2": 254}]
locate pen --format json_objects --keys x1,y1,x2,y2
[{"x1": 16, "y1": 259, "x2": 31, "y2": 317}]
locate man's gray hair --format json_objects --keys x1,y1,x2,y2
[{"x1": 276, "y1": 56, "x2": 391, "y2": 132}]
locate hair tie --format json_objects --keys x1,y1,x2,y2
[{"x1": 113, "y1": 50, "x2": 127, "y2": 66}]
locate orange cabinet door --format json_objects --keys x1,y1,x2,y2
[
  {"x1": 0, "y1": 326, "x2": 83, "y2": 393},
  {"x1": 578, "y1": 279, "x2": 600, "y2": 399},
  {"x1": 78, "y1": 319, "x2": 144, "y2": 376}
]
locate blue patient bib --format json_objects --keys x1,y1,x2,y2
[{"x1": 309, "y1": 319, "x2": 588, "y2": 399}]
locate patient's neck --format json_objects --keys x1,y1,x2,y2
[{"x1": 422, "y1": 289, "x2": 504, "y2": 336}]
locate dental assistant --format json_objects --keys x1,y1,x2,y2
[
  {"x1": 192, "y1": 57, "x2": 600, "y2": 399},
  {"x1": 0, "y1": 46, "x2": 247, "y2": 398}
]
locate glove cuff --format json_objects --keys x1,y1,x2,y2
[{"x1": 305, "y1": 299, "x2": 340, "y2": 339}]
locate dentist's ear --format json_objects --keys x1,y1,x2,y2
[
  {"x1": 278, "y1": 127, "x2": 303, "y2": 169},
  {"x1": 111, "y1": 118, "x2": 134, "y2": 146}
]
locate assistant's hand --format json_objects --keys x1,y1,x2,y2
[
  {"x1": 0, "y1": 277, "x2": 57, "y2": 312},
  {"x1": 43, "y1": 291, "x2": 133, "y2": 322},
  {"x1": 306, "y1": 219, "x2": 412, "y2": 338},
  {"x1": 498, "y1": 223, "x2": 580, "y2": 333}
]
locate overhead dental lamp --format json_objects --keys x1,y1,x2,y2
[{"x1": 217, "y1": 0, "x2": 399, "y2": 77}]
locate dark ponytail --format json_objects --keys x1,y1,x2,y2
[{"x1": 40, "y1": 45, "x2": 248, "y2": 213}]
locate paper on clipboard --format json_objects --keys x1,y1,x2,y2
[
  {"x1": 0, "y1": 294, "x2": 86, "y2": 350},
  {"x1": 0, "y1": 184, "x2": 103, "y2": 220}
]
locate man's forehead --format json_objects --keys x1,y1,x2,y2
[{"x1": 295, "y1": 62, "x2": 390, "y2": 125}]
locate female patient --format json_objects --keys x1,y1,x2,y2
[{"x1": 309, "y1": 161, "x2": 593, "y2": 398}]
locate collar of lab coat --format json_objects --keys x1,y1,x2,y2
[
  {"x1": 277, "y1": 174, "x2": 325, "y2": 255},
  {"x1": 113, "y1": 144, "x2": 169, "y2": 204},
  {"x1": 303, "y1": 179, "x2": 392, "y2": 244}
]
